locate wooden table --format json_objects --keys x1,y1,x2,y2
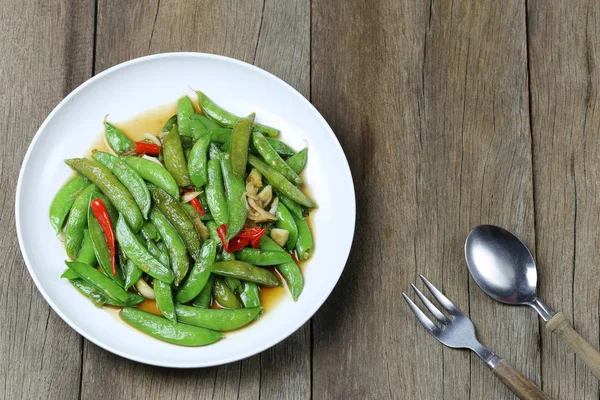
[{"x1": 1, "y1": 1, "x2": 599, "y2": 399}]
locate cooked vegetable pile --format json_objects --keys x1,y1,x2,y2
[{"x1": 49, "y1": 91, "x2": 315, "y2": 346}]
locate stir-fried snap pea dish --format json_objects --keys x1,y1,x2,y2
[{"x1": 50, "y1": 92, "x2": 315, "y2": 346}]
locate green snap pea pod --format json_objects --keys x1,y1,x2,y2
[
  {"x1": 88, "y1": 199, "x2": 126, "y2": 287},
  {"x1": 206, "y1": 221, "x2": 219, "y2": 241},
  {"x1": 206, "y1": 156, "x2": 229, "y2": 226},
  {"x1": 260, "y1": 235, "x2": 303, "y2": 301},
  {"x1": 120, "y1": 308, "x2": 223, "y2": 346},
  {"x1": 77, "y1": 229, "x2": 97, "y2": 267},
  {"x1": 275, "y1": 202, "x2": 298, "y2": 250},
  {"x1": 181, "y1": 203, "x2": 210, "y2": 240},
  {"x1": 154, "y1": 279, "x2": 177, "y2": 322},
  {"x1": 189, "y1": 114, "x2": 210, "y2": 139},
  {"x1": 221, "y1": 140, "x2": 231, "y2": 154},
  {"x1": 149, "y1": 207, "x2": 189, "y2": 286},
  {"x1": 248, "y1": 155, "x2": 316, "y2": 208},
  {"x1": 212, "y1": 261, "x2": 281, "y2": 286},
  {"x1": 208, "y1": 127, "x2": 233, "y2": 144},
  {"x1": 65, "y1": 185, "x2": 98, "y2": 259},
  {"x1": 92, "y1": 151, "x2": 151, "y2": 218},
  {"x1": 263, "y1": 138, "x2": 296, "y2": 157},
  {"x1": 252, "y1": 132, "x2": 302, "y2": 185},
  {"x1": 65, "y1": 158, "x2": 144, "y2": 231},
  {"x1": 175, "y1": 305, "x2": 261, "y2": 331},
  {"x1": 65, "y1": 261, "x2": 129, "y2": 302},
  {"x1": 277, "y1": 191, "x2": 304, "y2": 219},
  {"x1": 69, "y1": 279, "x2": 144, "y2": 307},
  {"x1": 221, "y1": 251, "x2": 235, "y2": 261},
  {"x1": 123, "y1": 156, "x2": 179, "y2": 199},
  {"x1": 162, "y1": 115, "x2": 177, "y2": 132},
  {"x1": 192, "y1": 274, "x2": 215, "y2": 308},
  {"x1": 192, "y1": 112, "x2": 220, "y2": 130},
  {"x1": 240, "y1": 282, "x2": 261, "y2": 308},
  {"x1": 146, "y1": 238, "x2": 170, "y2": 267},
  {"x1": 115, "y1": 216, "x2": 174, "y2": 284},
  {"x1": 175, "y1": 240, "x2": 216, "y2": 303},
  {"x1": 140, "y1": 221, "x2": 161, "y2": 242},
  {"x1": 234, "y1": 248, "x2": 292, "y2": 266},
  {"x1": 163, "y1": 125, "x2": 192, "y2": 187},
  {"x1": 151, "y1": 188, "x2": 202, "y2": 261},
  {"x1": 212, "y1": 277, "x2": 242, "y2": 309},
  {"x1": 208, "y1": 129, "x2": 294, "y2": 157},
  {"x1": 218, "y1": 151, "x2": 247, "y2": 240},
  {"x1": 180, "y1": 135, "x2": 195, "y2": 152},
  {"x1": 286, "y1": 147, "x2": 308, "y2": 174},
  {"x1": 104, "y1": 122, "x2": 135, "y2": 154},
  {"x1": 224, "y1": 277, "x2": 243, "y2": 294},
  {"x1": 230, "y1": 113, "x2": 255, "y2": 179},
  {"x1": 294, "y1": 215, "x2": 313, "y2": 261},
  {"x1": 49, "y1": 174, "x2": 91, "y2": 234},
  {"x1": 123, "y1": 259, "x2": 143, "y2": 290},
  {"x1": 197, "y1": 91, "x2": 279, "y2": 137},
  {"x1": 188, "y1": 134, "x2": 211, "y2": 187},
  {"x1": 177, "y1": 96, "x2": 195, "y2": 138}
]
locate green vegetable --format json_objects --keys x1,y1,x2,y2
[
  {"x1": 260, "y1": 236, "x2": 304, "y2": 301},
  {"x1": 177, "y1": 96, "x2": 195, "y2": 138},
  {"x1": 49, "y1": 174, "x2": 90, "y2": 234},
  {"x1": 140, "y1": 221, "x2": 161, "y2": 242},
  {"x1": 162, "y1": 115, "x2": 177, "y2": 132},
  {"x1": 175, "y1": 240, "x2": 216, "y2": 303},
  {"x1": 277, "y1": 191, "x2": 304, "y2": 219},
  {"x1": 252, "y1": 132, "x2": 302, "y2": 185},
  {"x1": 65, "y1": 185, "x2": 97, "y2": 259},
  {"x1": 285, "y1": 147, "x2": 308, "y2": 174},
  {"x1": 240, "y1": 282, "x2": 262, "y2": 308},
  {"x1": 65, "y1": 261, "x2": 129, "y2": 302},
  {"x1": 205, "y1": 154, "x2": 229, "y2": 226},
  {"x1": 76, "y1": 229, "x2": 97, "y2": 267},
  {"x1": 230, "y1": 113, "x2": 255, "y2": 179},
  {"x1": 218, "y1": 149, "x2": 247, "y2": 240},
  {"x1": 211, "y1": 261, "x2": 280, "y2": 286},
  {"x1": 294, "y1": 215, "x2": 313, "y2": 261},
  {"x1": 188, "y1": 134, "x2": 211, "y2": 187},
  {"x1": 104, "y1": 122, "x2": 134, "y2": 154},
  {"x1": 122, "y1": 259, "x2": 143, "y2": 290},
  {"x1": 175, "y1": 305, "x2": 261, "y2": 331},
  {"x1": 123, "y1": 156, "x2": 179, "y2": 199},
  {"x1": 212, "y1": 277, "x2": 242, "y2": 309},
  {"x1": 224, "y1": 277, "x2": 243, "y2": 293},
  {"x1": 162, "y1": 124, "x2": 192, "y2": 187},
  {"x1": 275, "y1": 202, "x2": 298, "y2": 250},
  {"x1": 234, "y1": 248, "x2": 292, "y2": 266},
  {"x1": 192, "y1": 274, "x2": 215, "y2": 308},
  {"x1": 154, "y1": 279, "x2": 177, "y2": 322},
  {"x1": 148, "y1": 207, "x2": 189, "y2": 286}
]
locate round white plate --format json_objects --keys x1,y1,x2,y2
[{"x1": 16, "y1": 53, "x2": 355, "y2": 367}]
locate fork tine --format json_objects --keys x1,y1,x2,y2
[
  {"x1": 402, "y1": 292, "x2": 439, "y2": 333},
  {"x1": 419, "y1": 275, "x2": 461, "y2": 315},
  {"x1": 411, "y1": 284, "x2": 450, "y2": 325}
]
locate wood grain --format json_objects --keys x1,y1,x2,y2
[
  {"x1": 311, "y1": 0, "x2": 539, "y2": 399},
  {"x1": 492, "y1": 360, "x2": 551, "y2": 400},
  {"x1": 81, "y1": 1, "x2": 311, "y2": 399},
  {"x1": 527, "y1": 0, "x2": 600, "y2": 397},
  {"x1": 0, "y1": 0, "x2": 94, "y2": 399}
]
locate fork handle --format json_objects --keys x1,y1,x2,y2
[
  {"x1": 546, "y1": 312, "x2": 600, "y2": 379},
  {"x1": 492, "y1": 360, "x2": 550, "y2": 400}
]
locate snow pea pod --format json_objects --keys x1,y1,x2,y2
[
  {"x1": 148, "y1": 207, "x2": 189, "y2": 286},
  {"x1": 140, "y1": 221, "x2": 161, "y2": 242},
  {"x1": 122, "y1": 259, "x2": 143, "y2": 290},
  {"x1": 252, "y1": 132, "x2": 302, "y2": 185},
  {"x1": 277, "y1": 191, "x2": 304, "y2": 219},
  {"x1": 120, "y1": 308, "x2": 223, "y2": 346},
  {"x1": 262, "y1": 138, "x2": 296, "y2": 157},
  {"x1": 286, "y1": 147, "x2": 308, "y2": 175},
  {"x1": 162, "y1": 115, "x2": 177, "y2": 132},
  {"x1": 234, "y1": 248, "x2": 292, "y2": 266},
  {"x1": 240, "y1": 282, "x2": 261, "y2": 308},
  {"x1": 115, "y1": 216, "x2": 174, "y2": 284},
  {"x1": 275, "y1": 202, "x2": 298, "y2": 250},
  {"x1": 175, "y1": 240, "x2": 216, "y2": 303},
  {"x1": 123, "y1": 156, "x2": 179, "y2": 199},
  {"x1": 206, "y1": 155, "x2": 229, "y2": 226},
  {"x1": 208, "y1": 127, "x2": 233, "y2": 144},
  {"x1": 65, "y1": 158, "x2": 143, "y2": 231},
  {"x1": 260, "y1": 235, "x2": 304, "y2": 301},
  {"x1": 154, "y1": 279, "x2": 176, "y2": 322},
  {"x1": 181, "y1": 203, "x2": 210, "y2": 240},
  {"x1": 211, "y1": 261, "x2": 280, "y2": 286},
  {"x1": 295, "y1": 215, "x2": 313, "y2": 261},
  {"x1": 192, "y1": 274, "x2": 215, "y2": 308},
  {"x1": 49, "y1": 174, "x2": 90, "y2": 234},
  {"x1": 163, "y1": 124, "x2": 192, "y2": 187},
  {"x1": 65, "y1": 185, "x2": 98, "y2": 259},
  {"x1": 212, "y1": 277, "x2": 242, "y2": 309},
  {"x1": 247, "y1": 155, "x2": 316, "y2": 208},
  {"x1": 188, "y1": 133, "x2": 210, "y2": 187},
  {"x1": 196, "y1": 91, "x2": 279, "y2": 137},
  {"x1": 76, "y1": 229, "x2": 97, "y2": 266},
  {"x1": 224, "y1": 277, "x2": 243, "y2": 293},
  {"x1": 230, "y1": 113, "x2": 255, "y2": 179},
  {"x1": 175, "y1": 305, "x2": 261, "y2": 331},
  {"x1": 92, "y1": 151, "x2": 151, "y2": 218},
  {"x1": 210, "y1": 128, "x2": 293, "y2": 157},
  {"x1": 146, "y1": 238, "x2": 170, "y2": 267},
  {"x1": 151, "y1": 188, "x2": 202, "y2": 261},
  {"x1": 177, "y1": 96, "x2": 195, "y2": 138},
  {"x1": 192, "y1": 112, "x2": 220, "y2": 130},
  {"x1": 104, "y1": 122, "x2": 134, "y2": 154},
  {"x1": 218, "y1": 150, "x2": 247, "y2": 240},
  {"x1": 65, "y1": 261, "x2": 129, "y2": 302},
  {"x1": 70, "y1": 278, "x2": 144, "y2": 307}
]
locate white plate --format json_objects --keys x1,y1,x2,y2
[{"x1": 15, "y1": 53, "x2": 355, "y2": 367}]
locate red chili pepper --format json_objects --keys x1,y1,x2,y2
[
  {"x1": 90, "y1": 198, "x2": 117, "y2": 276},
  {"x1": 217, "y1": 224, "x2": 266, "y2": 252},
  {"x1": 183, "y1": 188, "x2": 205, "y2": 216},
  {"x1": 132, "y1": 142, "x2": 161, "y2": 156}
]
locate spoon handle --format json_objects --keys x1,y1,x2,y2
[
  {"x1": 492, "y1": 360, "x2": 551, "y2": 400},
  {"x1": 546, "y1": 312, "x2": 600, "y2": 380}
]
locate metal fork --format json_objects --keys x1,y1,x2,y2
[{"x1": 404, "y1": 275, "x2": 550, "y2": 400}]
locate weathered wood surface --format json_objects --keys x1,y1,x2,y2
[{"x1": 1, "y1": 1, "x2": 599, "y2": 399}]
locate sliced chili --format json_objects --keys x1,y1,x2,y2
[
  {"x1": 217, "y1": 224, "x2": 267, "y2": 252},
  {"x1": 183, "y1": 188, "x2": 205, "y2": 216},
  {"x1": 90, "y1": 198, "x2": 117, "y2": 276},
  {"x1": 131, "y1": 142, "x2": 161, "y2": 156}
]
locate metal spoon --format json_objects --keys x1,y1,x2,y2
[{"x1": 465, "y1": 225, "x2": 600, "y2": 380}]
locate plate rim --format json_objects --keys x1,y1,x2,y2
[{"x1": 15, "y1": 52, "x2": 356, "y2": 368}]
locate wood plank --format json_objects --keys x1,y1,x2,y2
[
  {"x1": 83, "y1": 1, "x2": 310, "y2": 399},
  {"x1": 311, "y1": 1, "x2": 538, "y2": 399},
  {"x1": 527, "y1": 1, "x2": 600, "y2": 398},
  {"x1": 0, "y1": 0, "x2": 95, "y2": 399}
]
